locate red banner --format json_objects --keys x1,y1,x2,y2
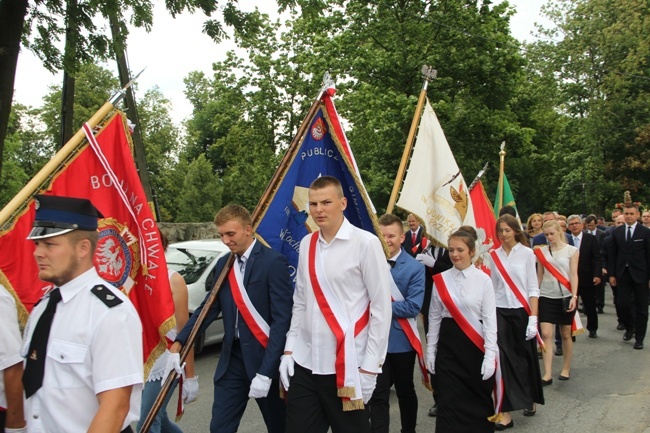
[
  {"x1": 0, "y1": 113, "x2": 174, "y2": 370},
  {"x1": 469, "y1": 180, "x2": 500, "y2": 275}
]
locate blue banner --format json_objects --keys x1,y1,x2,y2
[{"x1": 255, "y1": 106, "x2": 377, "y2": 284}]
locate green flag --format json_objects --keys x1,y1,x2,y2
[{"x1": 494, "y1": 173, "x2": 519, "y2": 218}]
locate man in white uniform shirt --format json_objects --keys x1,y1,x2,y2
[
  {"x1": 0, "y1": 284, "x2": 26, "y2": 432},
  {"x1": 21, "y1": 195, "x2": 143, "y2": 433},
  {"x1": 280, "y1": 176, "x2": 392, "y2": 433}
]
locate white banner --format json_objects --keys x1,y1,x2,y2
[{"x1": 396, "y1": 99, "x2": 475, "y2": 247}]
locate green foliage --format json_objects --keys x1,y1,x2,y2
[{"x1": 176, "y1": 154, "x2": 222, "y2": 222}]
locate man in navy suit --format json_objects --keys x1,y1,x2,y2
[
  {"x1": 172, "y1": 204, "x2": 293, "y2": 432},
  {"x1": 403, "y1": 214, "x2": 425, "y2": 257},
  {"x1": 585, "y1": 214, "x2": 607, "y2": 313},
  {"x1": 567, "y1": 215, "x2": 602, "y2": 338},
  {"x1": 369, "y1": 214, "x2": 425, "y2": 433},
  {"x1": 608, "y1": 204, "x2": 650, "y2": 349}
]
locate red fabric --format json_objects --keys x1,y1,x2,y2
[
  {"x1": 534, "y1": 249, "x2": 571, "y2": 290},
  {"x1": 469, "y1": 181, "x2": 500, "y2": 275},
  {"x1": 489, "y1": 251, "x2": 531, "y2": 316},
  {"x1": 0, "y1": 113, "x2": 174, "y2": 366},
  {"x1": 433, "y1": 273, "x2": 485, "y2": 352},
  {"x1": 411, "y1": 232, "x2": 417, "y2": 246},
  {"x1": 227, "y1": 267, "x2": 269, "y2": 348}
]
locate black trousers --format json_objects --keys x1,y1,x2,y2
[
  {"x1": 286, "y1": 364, "x2": 370, "y2": 433},
  {"x1": 617, "y1": 269, "x2": 649, "y2": 342},
  {"x1": 369, "y1": 351, "x2": 417, "y2": 433},
  {"x1": 579, "y1": 285, "x2": 599, "y2": 332}
]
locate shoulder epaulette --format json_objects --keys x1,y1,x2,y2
[{"x1": 90, "y1": 284, "x2": 123, "y2": 308}]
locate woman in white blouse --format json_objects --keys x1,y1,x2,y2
[
  {"x1": 490, "y1": 215, "x2": 544, "y2": 430},
  {"x1": 426, "y1": 230, "x2": 498, "y2": 433},
  {"x1": 537, "y1": 220, "x2": 579, "y2": 385}
]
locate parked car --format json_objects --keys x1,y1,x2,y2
[{"x1": 165, "y1": 239, "x2": 230, "y2": 353}]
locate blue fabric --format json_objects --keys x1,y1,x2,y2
[
  {"x1": 136, "y1": 378, "x2": 182, "y2": 433},
  {"x1": 255, "y1": 108, "x2": 376, "y2": 286},
  {"x1": 388, "y1": 250, "x2": 425, "y2": 353}
]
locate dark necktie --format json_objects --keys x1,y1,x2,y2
[
  {"x1": 388, "y1": 260, "x2": 396, "y2": 268},
  {"x1": 23, "y1": 288, "x2": 62, "y2": 398},
  {"x1": 627, "y1": 226, "x2": 633, "y2": 242}
]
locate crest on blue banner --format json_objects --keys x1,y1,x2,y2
[{"x1": 255, "y1": 105, "x2": 379, "y2": 284}]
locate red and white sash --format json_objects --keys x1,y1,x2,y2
[
  {"x1": 307, "y1": 232, "x2": 370, "y2": 411},
  {"x1": 433, "y1": 272, "x2": 504, "y2": 420},
  {"x1": 388, "y1": 277, "x2": 431, "y2": 391},
  {"x1": 228, "y1": 261, "x2": 270, "y2": 348},
  {"x1": 534, "y1": 248, "x2": 585, "y2": 336},
  {"x1": 489, "y1": 250, "x2": 545, "y2": 348}
]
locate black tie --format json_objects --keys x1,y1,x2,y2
[
  {"x1": 23, "y1": 288, "x2": 62, "y2": 398},
  {"x1": 388, "y1": 260, "x2": 396, "y2": 268},
  {"x1": 628, "y1": 226, "x2": 633, "y2": 242}
]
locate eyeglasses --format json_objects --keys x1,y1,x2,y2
[{"x1": 568, "y1": 222, "x2": 581, "y2": 226}]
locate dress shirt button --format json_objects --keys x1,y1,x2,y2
[{"x1": 33, "y1": 414, "x2": 39, "y2": 419}]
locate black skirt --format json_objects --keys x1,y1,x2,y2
[
  {"x1": 539, "y1": 296, "x2": 574, "y2": 326},
  {"x1": 496, "y1": 308, "x2": 545, "y2": 412},
  {"x1": 435, "y1": 318, "x2": 495, "y2": 433}
]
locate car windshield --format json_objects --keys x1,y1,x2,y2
[{"x1": 166, "y1": 247, "x2": 221, "y2": 284}]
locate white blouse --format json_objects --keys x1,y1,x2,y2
[{"x1": 490, "y1": 243, "x2": 539, "y2": 309}]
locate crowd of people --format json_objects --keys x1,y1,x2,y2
[{"x1": 2, "y1": 183, "x2": 649, "y2": 433}]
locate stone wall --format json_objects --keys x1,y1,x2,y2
[{"x1": 158, "y1": 222, "x2": 219, "y2": 244}]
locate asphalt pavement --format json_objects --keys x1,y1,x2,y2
[{"x1": 169, "y1": 287, "x2": 650, "y2": 432}]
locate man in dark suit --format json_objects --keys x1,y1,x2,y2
[
  {"x1": 172, "y1": 204, "x2": 293, "y2": 432},
  {"x1": 585, "y1": 214, "x2": 607, "y2": 313},
  {"x1": 369, "y1": 214, "x2": 425, "y2": 433},
  {"x1": 608, "y1": 204, "x2": 650, "y2": 350},
  {"x1": 568, "y1": 215, "x2": 602, "y2": 338},
  {"x1": 403, "y1": 214, "x2": 425, "y2": 257}
]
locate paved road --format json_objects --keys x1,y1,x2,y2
[{"x1": 166, "y1": 288, "x2": 650, "y2": 432}]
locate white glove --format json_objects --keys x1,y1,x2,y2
[
  {"x1": 279, "y1": 354, "x2": 295, "y2": 390},
  {"x1": 481, "y1": 356, "x2": 496, "y2": 381},
  {"x1": 426, "y1": 342, "x2": 436, "y2": 374},
  {"x1": 526, "y1": 316, "x2": 538, "y2": 340},
  {"x1": 162, "y1": 352, "x2": 185, "y2": 385},
  {"x1": 248, "y1": 373, "x2": 272, "y2": 399},
  {"x1": 5, "y1": 428, "x2": 28, "y2": 433},
  {"x1": 415, "y1": 253, "x2": 435, "y2": 268},
  {"x1": 359, "y1": 371, "x2": 377, "y2": 404},
  {"x1": 183, "y1": 376, "x2": 199, "y2": 404}
]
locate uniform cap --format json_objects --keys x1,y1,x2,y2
[{"x1": 27, "y1": 195, "x2": 104, "y2": 240}]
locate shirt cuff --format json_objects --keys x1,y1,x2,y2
[
  {"x1": 360, "y1": 354, "x2": 384, "y2": 374},
  {"x1": 0, "y1": 354, "x2": 23, "y2": 371}
]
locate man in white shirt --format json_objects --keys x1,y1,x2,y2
[
  {"x1": 280, "y1": 176, "x2": 392, "y2": 433},
  {"x1": 22, "y1": 195, "x2": 143, "y2": 433},
  {"x1": 0, "y1": 285, "x2": 26, "y2": 432}
]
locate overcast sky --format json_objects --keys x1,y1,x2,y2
[{"x1": 13, "y1": 0, "x2": 552, "y2": 125}]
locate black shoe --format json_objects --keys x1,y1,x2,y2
[
  {"x1": 589, "y1": 331, "x2": 597, "y2": 338},
  {"x1": 541, "y1": 378, "x2": 553, "y2": 386},
  {"x1": 634, "y1": 342, "x2": 644, "y2": 350},
  {"x1": 558, "y1": 374, "x2": 570, "y2": 381},
  {"x1": 495, "y1": 419, "x2": 514, "y2": 430},
  {"x1": 428, "y1": 403, "x2": 438, "y2": 417},
  {"x1": 555, "y1": 347, "x2": 563, "y2": 356},
  {"x1": 617, "y1": 323, "x2": 625, "y2": 330},
  {"x1": 624, "y1": 331, "x2": 634, "y2": 341},
  {"x1": 523, "y1": 408, "x2": 536, "y2": 417},
  {"x1": 597, "y1": 307, "x2": 604, "y2": 314}
]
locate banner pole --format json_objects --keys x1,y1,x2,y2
[
  {"x1": 497, "y1": 142, "x2": 506, "y2": 214},
  {"x1": 387, "y1": 66, "x2": 437, "y2": 214},
  {"x1": 140, "y1": 76, "x2": 329, "y2": 433},
  {"x1": 0, "y1": 71, "x2": 144, "y2": 230}
]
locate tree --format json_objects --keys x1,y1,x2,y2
[{"x1": 176, "y1": 154, "x2": 222, "y2": 222}]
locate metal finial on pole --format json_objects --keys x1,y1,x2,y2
[
  {"x1": 387, "y1": 65, "x2": 437, "y2": 213},
  {"x1": 468, "y1": 161, "x2": 489, "y2": 192}
]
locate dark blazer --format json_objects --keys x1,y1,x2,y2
[
  {"x1": 403, "y1": 225, "x2": 425, "y2": 257},
  {"x1": 574, "y1": 232, "x2": 602, "y2": 287},
  {"x1": 585, "y1": 228, "x2": 606, "y2": 246},
  {"x1": 532, "y1": 231, "x2": 574, "y2": 248},
  {"x1": 388, "y1": 250, "x2": 425, "y2": 353},
  {"x1": 177, "y1": 241, "x2": 293, "y2": 381},
  {"x1": 608, "y1": 224, "x2": 650, "y2": 284}
]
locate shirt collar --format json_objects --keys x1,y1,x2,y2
[
  {"x1": 319, "y1": 217, "x2": 352, "y2": 245},
  {"x1": 239, "y1": 239, "x2": 257, "y2": 262},
  {"x1": 627, "y1": 222, "x2": 638, "y2": 231},
  {"x1": 451, "y1": 264, "x2": 473, "y2": 279},
  {"x1": 389, "y1": 249, "x2": 402, "y2": 262},
  {"x1": 59, "y1": 267, "x2": 101, "y2": 303},
  {"x1": 573, "y1": 232, "x2": 583, "y2": 240}
]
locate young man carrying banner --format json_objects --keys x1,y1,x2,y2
[
  {"x1": 21, "y1": 195, "x2": 143, "y2": 433},
  {"x1": 279, "y1": 176, "x2": 392, "y2": 433},
  {"x1": 171, "y1": 205, "x2": 293, "y2": 433},
  {"x1": 368, "y1": 214, "x2": 425, "y2": 433}
]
